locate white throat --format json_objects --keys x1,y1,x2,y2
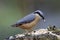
[
  {"x1": 35, "y1": 14, "x2": 42, "y2": 18},
  {"x1": 35, "y1": 14, "x2": 40, "y2": 17}
]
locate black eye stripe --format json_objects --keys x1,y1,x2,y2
[
  {"x1": 39, "y1": 13, "x2": 44, "y2": 19},
  {"x1": 35, "y1": 12, "x2": 44, "y2": 19}
]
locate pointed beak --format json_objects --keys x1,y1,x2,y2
[{"x1": 44, "y1": 19, "x2": 46, "y2": 22}]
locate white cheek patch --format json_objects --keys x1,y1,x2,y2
[{"x1": 35, "y1": 14, "x2": 42, "y2": 22}]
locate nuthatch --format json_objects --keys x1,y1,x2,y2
[{"x1": 11, "y1": 10, "x2": 45, "y2": 33}]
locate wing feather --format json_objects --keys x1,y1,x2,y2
[{"x1": 16, "y1": 13, "x2": 35, "y2": 25}]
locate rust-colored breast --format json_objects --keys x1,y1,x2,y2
[{"x1": 19, "y1": 14, "x2": 41, "y2": 30}]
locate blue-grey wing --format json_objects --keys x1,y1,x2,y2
[{"x1": 16, "y1": 13, "x2": 35, "y2": 24}]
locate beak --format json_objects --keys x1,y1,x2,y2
[{"x1": 44, "y1": 19, "x2": 46, "y2": 22}]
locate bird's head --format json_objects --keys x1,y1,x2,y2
[{"x1": 34, "y1": 10, "x2": 45, "y2": 22}]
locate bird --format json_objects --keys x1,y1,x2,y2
[{"x1": 11, "y1": 10, "x2": 45, "y2": 34}]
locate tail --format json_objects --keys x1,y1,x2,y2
[
  {"x1": 11, "y1": 24, "x2": 18, "y2": 27},
  {"x1": 11, "y1": 23, "x2": 22, "y2": 27}
]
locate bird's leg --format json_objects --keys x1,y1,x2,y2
[
  {"x1": 24, "y1": 29, "x2": 33, "y2": 36},
  {"x1": 25, "y1": 29, "x2": 28, "y2": 34},
  {"x1": 24, "y1": 29, "x2": 36, "y2": 36},
  {"x1": 28, "y1": 29, "x2": 36, "y2": 35},
  {"x1": 24, "y1": 29, "x2": 29, "y2": 36},
  {"x1": 29, "y1": 29, "x2": 33, "y2": 33}
]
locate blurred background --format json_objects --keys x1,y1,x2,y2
[{"x1": 0, "y1": 0, "x2": 60, "y2": 40}]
